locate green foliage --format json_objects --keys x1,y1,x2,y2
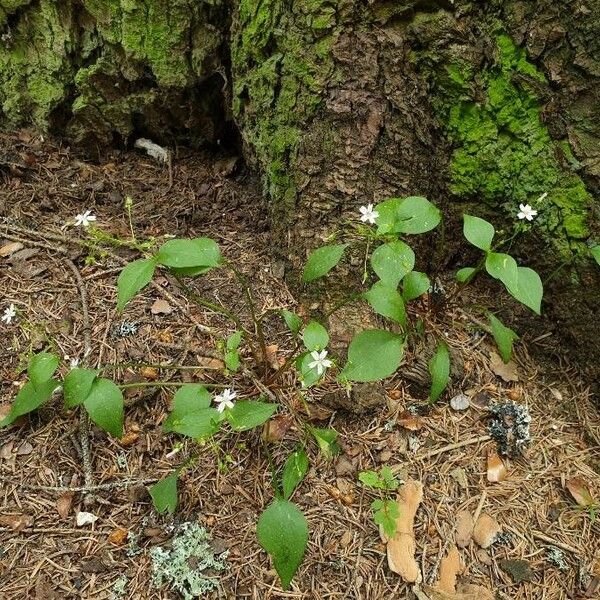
[
  {"x1": 281, "y1": 310, "x2": 302, "y2": 336},
  {"x1": 83, "y1": 378, "x2": 124, "y2": 438},
  {"x1": 359, "y1": 466, "x2": 399, "y2": 491},
  {"x1": 372, "y1": 499, "x2": 400, "y2": 538},
  {"x1": 0, "y1": 380, "x2": 59, "y2": 427},
  {"x1": 371, "y1": 241, "x2": 415, "y2": 288},
  {"x1": 456, "y1": 267, "x2": 476, "y2": 283},
  {"x1": 226, "y1": 400, "x2": 277, "y2": 431},
  {"x1": 282, "y1": 448, "x2": 309, "y2": 500},
  {"x1": 512, "y1": 267, "x2": 543, "y2": 315},
  {"x1": 364, "y1": 282, "x2": 407, "y2": 327},
  {"x1": 150, "y1": 471, "x2": 179, "y2": 514},
  {"x1": 117, "y1": 258, "x2": 156, "y2": 312},
  {"x1": 308, "y1": 426, "x2": 340, "y2": 459},
  {"x1": 376, "y1": 196, "x2": 441, "y2": 235},
  {"x1": 156, "y1": 238, "x2": 221, "y2": 269},
  {"x1": 463, "y1": 214, "x2": 495, "y2": 251},
  {"x1": 63, "y1": 368, "x2": 98, "y2": 409},
  {"x1": 296, "y1": 352, "x2": 324, "y2": 388},
  {"x1": 591, "y1": 245, "x2": 600, "y2": 266},
  {"x1": 402, "y1": 271, "x2": 430, "y2": 302},
  {"x1": 486, "y1": 252, "x2": 519, "y2": 291},
  {"x1": 225, "y1": 331, "x2": 243, "y2": 372},
  {"x1": 257, "y1": 499, "x2": 308, "y2": 591},
  {"x1": 163, "y1": 385, "x2": 220, "y2": 439},
  {"x1": 28, "y1": 352, "x2": 59, "y2": 386},
  {"x1": 302, "y1": 244, "x2": 347, "y2": 283},
  {"x1": 302, "y1": 321, "x2": 329, "y2": 351},
  {"x1": 340, "y1": 330, "x2": 404, "y2": 382},
  {"x1": 488, "y1": 313, "x2": 519, "y2": 363},
  {"x1": 429, "y1": 342, "x2": 450, "y2": 403}
]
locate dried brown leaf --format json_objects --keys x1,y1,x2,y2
[
  {"x1": 150, "y1": 299, "x2": 173, "y2": 315},
  {"x1": 472, "y1": 513, "x2": 501, "y2": 548},
  {"x1": 397, "y1": 410, "x2": 423, "y2": 431},
  {"x1": 566, "y1": 476, "x2": 595, "y2": 508},
  {"x1": 489, "y1": 352, "x2": 519, "y2": 382},
  {"x1": 486, "y1": 450, "x2": 507, "y2": 483},
  {"x1": 261, "y1": 414, "x2": 293, "y2": 443},
  {"x1": 56, "y1": 491, "x2": 75, "y2": 519},
  {"x1": 107, "y1": 527, "x2": 129, "y2": 546},
  {"x1": 436, "y1": 546, "x2": 462, "y2": 593},
  {"x1": 0, "y1": 513, "x2": 34, "y2": 531},
  {"x1": 454, "y1": 510, "x2": 474, "y2": 548},
  {"x1": 0, "y1": 241, "x2": 24, "y2": 257}
]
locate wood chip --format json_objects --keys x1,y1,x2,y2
[
  {"x1": 0, "y1": 241, "x2": 24, "y2": 257},
  {"x1": 472, "y1": 513, "x2": 501, "y2": 548},
  {"x1": 455, "y1": 510, "x2": 474, "y2": 548},
  {"x1": 436, "y1": 546, "x2": 462, "y2": 593},
  {"x1": 107, "y1": 527, "x2": 129, "y2": 546}
]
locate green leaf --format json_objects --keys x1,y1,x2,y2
[
  {"x1": 281, "y1": 310, "x2": 302, "y2": 336},
  {"x1": 257, "y1": 499, "x2": 308, "y2": 590},
  {"x1": 282, "y1": 448, "x2": 309, "y2": 500},
  {"x1": 302, "y1": 321, "x2": 329, "y2": 351},
  {"x1": 402, "y1": 271, "x2": 430, "y2": 302},
  {"x1": 302, "y1": 244, "x2": 348, "y2": 283},
  {"x1": 371, "y1": 241, "x2": 415, "y2": 288},
  {"x1": 485, "y1": 252, "x2": 519, "y2": 292},
  {"x1": 376, "y1": 196, "x2": 441, "y2": 235},
  {"x1": 28, "y1": 352, "x2": 59, "y2": 387},
  {"x1": 171, "y1": 384, "x2": 212, "y2": 413},
  {"x1": 227, "y1": 400, "x2": 277, "y2": 431},
  {"x1": 339, "y1": 330, "x2": 404, "y2": 382},
  {"x1": 358, "y1": 470, "x2": 384, "y2": 489},
  {"x1": 591, "y1": 245, "x2": 600, "y2": 266},
  {"x1": 0, "y1": 380, "x2": 59, "y2": 427},
  {"x1": 156, "y1": 238, "x2": 221, "y2": 269},
  {"x1": 456, "y1": 267, "x2": 477, "y2": 283},
  {"x1": 364, "y1": 281, "x2": 407, "y2": 327},
  {"x1": 83, "y1": 378, "x2": 124, "y2": 438},
  {"x1": 226, "y1": 331, "x2": 243, "y2": 351},
  {"x1": 165, "y1": 408, "x2": 221, "y2": 438},
  {"x1": 488, "y1": 313, "x2": 519, "y2": 363},
  {"x1": 428, "y1": 342, "x2": 450, "y2": 403},
  {"x1": 149, "y1": 471, "x2": 178, "y2": 514},
  {"x1": 296, "y1": 352, "x2": 323, "y2": 388},
  {"x1": 224, "y1": 350, "x2": 240, "y2": 372},
  {"x1": 463, "y1": 215, "x2": 495, "y2": 251},
  {"x1": 372, "y1": 499, "x2": 399, "y2": 538},
  {"x1": 508, "y1": 267, "x2": 543, "y2": 315},
  {"x1": 308, "y1": 426, "x2": 341, "y2": 459},
  {"x1": 116, "y1": 258, "x2": 156, "y2": 312},
  {"x1": 64, "y1": 368, "x2": 98, "y2": 409},
  {"x1": 168, "y1": 265, "x2": 212, "y2": 277}
]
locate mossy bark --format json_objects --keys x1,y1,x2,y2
[{"x1": 1, "y1": 0, "x2": 599, "y2": 384}]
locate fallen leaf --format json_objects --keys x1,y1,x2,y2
[
  {"x1": 107, "y1": 527, "x2": 129, "y2": 546},
  {"x1": 195, "y1": 355, "x2": 225, "y2": 370},
  {"x1": 449, "y1": 467, "x2": 468, "y2": 490},
  {"x1": 265, "y1": 344, "x2": 283, "y2": 370},
  {"x1": 261, "y1": 414, "x2": 293, "y2": 442},
  {"x1": 397, "y1": 410, "x2": 424, "y2": 431},
  {"x1": 0, "y1": 513, "x2": 34, "y2": 531},
  {"x1": 449, "y1": 394, "x2": 470, "y2": 411},
  {"x1": 472, "y1": 513, "x2": 501, "y2": 548},
  {"x1": 334, "y1": 455, "x2": 357, "y2": 477},
  {"x1": 140, "y1": 366, "x2": 159, "y2": 380},
  {"x1": 56, "y1": 491, "x2": 75, "y2": 519},
  {"x1": 387, "y1": 479, "x2": 423, "y2": 582},
  {"x1": 150, "y1": 299, "x2": 173, "y2": 315},
  {"x1": 156, "y1": 329, "x2": 173, "y2": 343},
  {"x1": 76, "y1": 511, "x2": 98, "y2": 526},
  {"x1": 489, "y1": 352, "x2": 519, "y2": 382},
  {"x1": 486, "y1": 450, "x2": 507, "y2": 483},
  {"x1": 420, "y1": 583, "x2": 495, "y2": 600},
  {"x1": 0, "y1": 241, "x2": 24, "y2": 257},
  {"x1": 16, "y1": 441, "x2": 33, "y2": 456},
  {"x1": 0, "y1": 441, "x2": 15, "y2": 462},
  {"x1": 340, "y1": 530, "x2": 353, "y2": 547},
  {"x1": 454, "y1": 510, "x2": 474, "y2": 548},
  {"x1": 499, "y1": 558, "x2": 533, "y2": 583},
  {"x1": 80, "y1": 555, "x2": 108, "y2": 573},
  {"x1": 436, "y1": 546, "x2": 462, "y2": 593},
  {"x1": 566, "y1": 476, "x2": 595, "y2": 508}
]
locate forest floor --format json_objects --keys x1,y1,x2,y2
[{"x1": 0, "y1": 131, "x2": 599, "y2": 600}]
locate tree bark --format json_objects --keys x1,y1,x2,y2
[{"x1": 1, "y1": 0, "x2": 599, "y2": 385}]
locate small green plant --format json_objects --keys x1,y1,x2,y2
[
  {"x1": 359, "y1": 467, "x2": 401, "y2": 537},
  {"x1": 3, "y1": 191, "x2": 569, "y2": 590}
]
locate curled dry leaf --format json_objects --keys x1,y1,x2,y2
[
  {"x1": 0, "y1": 241, "x2": 24, "y2": 257},
  {"x1": 486, "y1": 450, "x2": 507, "y2": 483},
  {"x1": 107, "y1": 527, "x2": 129, "y2": 546},
  {"x1": 0, "y1": 513, "x2": 34, "y2": 531},
  {"x1": 150, "y1": 298, "x2": 173, "y2": 315},
  {"x1": 454, "y1": 510, "x2": 474, "y2": 548},
  {"x1": 436, "y1": 545, "x2": 462, "y2": 593},
  {"x1": 261, "y1": 414, "x2": 293, "y2": 443},
  {"x1": 565, "y1": 476, "x2": 595, "y2": 508},
  {"x1": 472, "y1": 513, "x2": 501, "y2": 549},
  {"x1": 489, "y1": 352, "x2": 519, "y2": 382},
  {"x1": 119, "y1": 430, "x2": 140, "y2": 447},
  {"x1": 265, "y1": 344, "x2": 283, "y2": 370},
  {"x1": 386, "y1": 479, "x2": 423, "y2": 582},
  {"x1": 397, "y1": 410, "x2": 423, "y2": 432},
  {"x1": 56, "y1": 491, "x2": 75, "y2": 519}
]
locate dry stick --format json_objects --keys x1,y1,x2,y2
[
  {"x1": 65, "y1": 258, "x2": 96, "y2": 507},
  {"x1": 416, "y1": 435, "x2": 491, "y2": 461},
  {"x1": 472, "y1": 489, "x2": 488, "y2": 526},
  {"x1": 13, "y1": 478, "x2": 158, "y2": 494}
]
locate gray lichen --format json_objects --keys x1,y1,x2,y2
[{"x1": 150, "y1": 522, "x2": 228, "y2": 599}]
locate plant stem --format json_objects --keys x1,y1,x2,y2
[{"x1": 117, "y1": 381, "x2": 227, "y2": 390}]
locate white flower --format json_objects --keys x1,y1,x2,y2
[
  {"x1": 308, "y1": 350, "x2": 333, "y2": 376},
  {"x1": 359, "y1": 204, "x2": 379, "y2": 225},
  {"x1": 69, "y1": 357, "x2": 79, "y2": 368},
  {"x1": 1, "y1": 304, "x2": 16, "y2": 324},
  {"x1": 74, "y1": 210, "x2": 97, "y2": 227},
  {"x1": 517, "y1": 204, "x2": 537, "y2": 221},
  {"x1": 214, "y1": 388, "x2": 237, "y2": 413}
]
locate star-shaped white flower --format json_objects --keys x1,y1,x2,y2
[
  {"x1": 517, "y1": 204, "x2": 537, "y2": 221},
  {"x1": 69, "y1": 357, "x2": 79, "y2": 368},
  {"x1": 308, "y1": 350, "x2": 333, "y2": 376},
  {"x1": 74, "y1": 210, "x2": 97, "y2": 227},
  {"x1": 359, "y1": 204, "x2": 379, "y2": 225},
  {"x1": 1, "y1": 304, "x2": 16, "y2": 324},
  {"x1": 214, "y1": 388, "x2": 237, "y2": 413}
]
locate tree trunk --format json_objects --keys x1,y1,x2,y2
[{"x1": 1, "y1": 0, "x2": 599, "y2": 385}]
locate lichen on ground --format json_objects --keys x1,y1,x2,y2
[{"x1": 150, "y1": 522, "x2": 228, "y2": 599}]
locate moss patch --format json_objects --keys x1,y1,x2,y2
[{"x1": 412, "y1": 26, "x2": 595, "y2": 262}]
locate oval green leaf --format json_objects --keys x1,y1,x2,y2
[
  {"x1": 364, "y1": 281, "x2": 407, "y2": 327},
  {"x1": 402, "y1": 271, "x2": 431, "y2": 302},
  {"x1": 156, "y1": 238, "x2": 221, "y2": 269},
  {"x1": 463, "y1": 215, "x2": 495, "y2": 251},
  {"x1": 376, "y1": 196, "x2": 441, "y2": 235},
  {"x1": 28, "y1": 352, "x2": 59, "y2": 387},
  {"x1": 456, "y1": 267, "x2": 477, "y2": 283},
  {"x1": 64, "y1": 368, "x2": 98, "y2": 409},
  {"x1": 227, "y1": 400, "x2": 277, "y2": 431},
  {"x1": 0, "y1": 380, "x2": 59, "y2": 427},
  {"x1": 165, "y1": 407, "x2": 221, "y2": 438},
  {"x1": 485, "y1": 252, "x2": 518, "y2": 292},
  {"x1": 83, "y1": 378, "x2": 124, "y2": 438},
  {"x1": 302, "y1": 321, "x2": 329, "y2": 351},
  {"x1": 510, "y1": 267, "x2": 543, "y2": 315},
  {"x1": 116, "y1": 258, "x2": 156, "y2": 312},
  {"x1": 371, "y1": 241, "x2": 415, "y2": 288},
  {"x1": 428, "y1": 341, "x2": 450, "y2": 403},
  {"x1": 301, "y1": 244, "x2": 347, "y2": 283},
  {"x1": 282, "y1": 448, "x2": 309, "y2": 500},
  {"x1": 488, "y1": 313, "x2": 519, "y2": 363},
  {"x1": 339, "y1": 330, "x2": 404, "y2": 382},
  {"x1": 149, "y1": 471, "x2": 178, "y2": 514}
]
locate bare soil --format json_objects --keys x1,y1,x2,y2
[{"x1": 0, "y1": 131, "x2": 598, "y2": 599}]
